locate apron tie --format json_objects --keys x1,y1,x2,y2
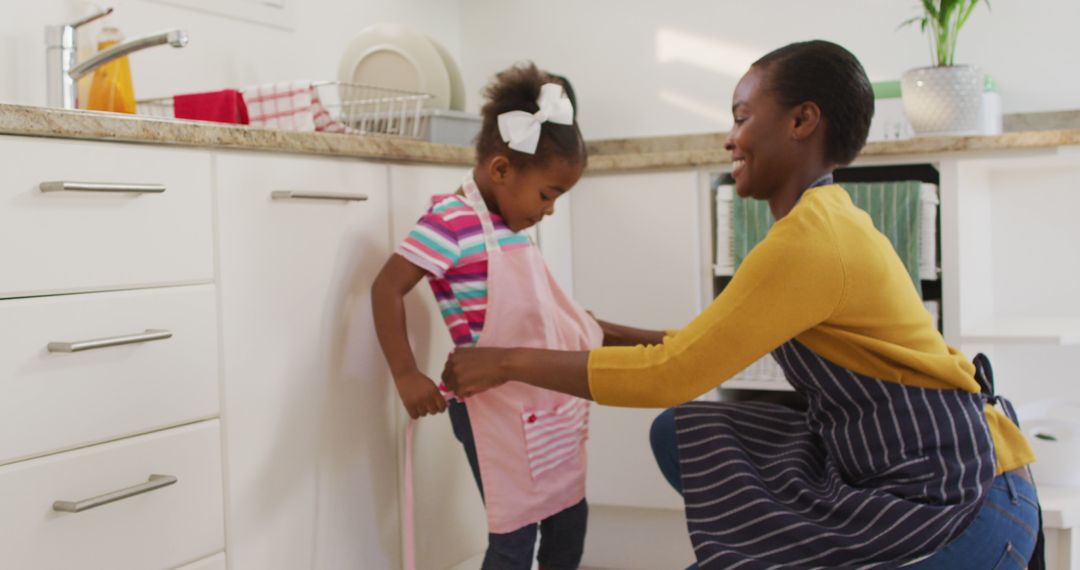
[{"x1": 973, "y1": 352, "x2": 1020, "y2": 426}]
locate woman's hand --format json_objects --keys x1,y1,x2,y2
[
  {"x1": 393, "y1": 371, "x2": 448, "y2": 419},
  {"x1": 442, "y1": 347, "x2": 512, "y2": 398}
]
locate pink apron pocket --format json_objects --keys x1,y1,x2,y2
[{"x1": 522, "y1": 399, "x2": 589, "y2": 480}]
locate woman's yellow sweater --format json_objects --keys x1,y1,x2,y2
[{"x1": 588, "y1": 184, "x2": 1033, "y2": 474}]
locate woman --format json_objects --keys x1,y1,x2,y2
[{"x1": 442, "y1": 41, "x2": 1040, "y2": 569}]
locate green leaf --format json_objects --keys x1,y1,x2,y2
[
  {"x1": 898, "y1": 14, "x2": 924, "y2": 29},
  {"x1": 902, "y1": 0, "x2": 989, "y2": 66},
  {"x1": 920, "y1": 0, "x2": 940, "y2": 19}
]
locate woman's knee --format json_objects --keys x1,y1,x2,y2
[
  {"x1": 650, "y1": 407, "x2": 682, "y2": 493},
  {"x1": 650, "y1": 407, "x2": 677, "y2": 457}
]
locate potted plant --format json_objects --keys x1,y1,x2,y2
[{"x1": 900, "y1": 0, "x2": 990, "y2": 136}]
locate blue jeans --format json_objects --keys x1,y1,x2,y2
[
  {"x1": 449, "y1": 400, "x2": 588, "y2": 570},
  {"x1": 906, "y1": 471, "x2": 1040, "y2": 569},
  {"x1": 649, "y1": 407, "x2": 1040, "y2": 569}
]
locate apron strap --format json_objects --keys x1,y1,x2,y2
[
  {"x1": 973, "y1": 353, "x2": 1045, "y2": 570},
  {"x1": 461, "y1": 175, "x2": 501, "y2": 256},
  {"x1": 403, "y1": 419, "x2": 416, "y2": 570},
  {"x1": 974, "y1": 353, "x2": 1021, "y2": 427}
]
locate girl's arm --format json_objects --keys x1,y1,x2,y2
[{"x1": 372, "y1": 254, "x2": 448, "y2": 419}]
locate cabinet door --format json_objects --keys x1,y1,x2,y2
[
  {"x1": 571, "y1": 170, "x2": 705, "y2": 329},
  {"x1": 215, "y1": 152, "x2": 398, "y2": 570},
  {"x1": 570, "y1": 170, "x2": 704, "y2": 509}
]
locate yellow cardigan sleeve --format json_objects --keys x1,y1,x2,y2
[{"x1": 588, "y1": 204, "x2": 847, "y2": 407}]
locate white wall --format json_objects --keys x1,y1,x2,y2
[
  {"x1": 1, "y1": 0, "x2": 462, "y2": 107},
  {"x1": 460, "y1": 0, "x2": 1080, "y2": 139}
]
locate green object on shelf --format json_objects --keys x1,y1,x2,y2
[
  {"x1": 732, "y1": 181, "x2": 924, "y2": 294},
  {"x1": 873, "y1": 81, "x2": 903, "y2": 100}
]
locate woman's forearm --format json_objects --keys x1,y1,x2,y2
[
  {"x1": 596, "y1": 319, "x2": 667, "y2": 347},
  {"x1": 502, "y1": 348, "x2": 593, "y2": 399},
  {"x1": 443, "y1": 347, "x2": 593, "y2": 400}
]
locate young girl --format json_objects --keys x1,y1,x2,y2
[
  {"x1": 372, "y1": 63, "x2": 602, "y2": 570},
  {"x1": 443, "y1": 42, "x2": 1041, "y2": 569}
]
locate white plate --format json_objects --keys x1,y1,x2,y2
[
  {"x1": 337, "y1": 23, "x2": 451, "y2": 109},
  {"x1": 425, "y1": 35, "x2": 465, "y2": 111}
]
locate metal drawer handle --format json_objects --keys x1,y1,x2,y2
[
  {"x1": 39, "y1": 181, "x2": 167, "y2": 194},
  {"x1": 53, "y1": 474, "x2": 177, "y2": 513},
  {"x1": 271, "y1": 191, "x2": 368, "y2": 202},
  {"x1": 47, "y1": 329, "x2": 172, "y2": 353}
]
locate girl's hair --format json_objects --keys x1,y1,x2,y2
[
  {"x1": 475, "y1": 63, "x2": 587, "y2": 169},
  {"x1": 753, "y1": 40, "x2": 874, "y2": 166}
]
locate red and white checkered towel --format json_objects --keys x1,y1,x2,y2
[{"x1": 242, "y1": 80, "x2": 350, "y2": 133}]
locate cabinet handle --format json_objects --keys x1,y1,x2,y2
[
  {"x1": 47, "y1": 329, "x2": 172, "y2": 353},
  {"x1": 271, "y1": 191, "x2": 368, "y2": 202},
  {"x1": 53, "y1": 474, "x2": 178, "y2": 513},
  {"x1": 39, "y1": 181, "x2": 167, "y2": 194}
]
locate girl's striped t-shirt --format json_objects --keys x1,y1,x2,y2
[{"x1": 396, "y1": 193, "x2": 531, "y2": 346}]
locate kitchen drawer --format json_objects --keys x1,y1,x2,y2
[
  {"x1": 0, "y1": 284, "x2": 220, "y2": 465},
  {"x1": 174, "y1": 552, "x2": 227, "y2": 570},
  {"x1": 0, "y1": 420, "x2": 225, "y2": 570},
  {"x1": 0, "y1": 136, "x2": 214, "y2": 298}
]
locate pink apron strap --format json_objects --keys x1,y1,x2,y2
[
  {"x1": 403, "y1": 419, "x2": 416, "y2": 570},
  {"x1": 461, "y1": 176, "x2": 501, "y2": 256}
]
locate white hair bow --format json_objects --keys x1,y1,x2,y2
[{"x1": 497, "y1": 83, "x2": 574, "y2": 154}]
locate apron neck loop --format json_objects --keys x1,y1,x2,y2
[
  {"x1": 462, "y1": 175, "x2": 501, "y2": 255},
  {"x1": 809, "y1": 173, "x2": 834, "y2": 189}
]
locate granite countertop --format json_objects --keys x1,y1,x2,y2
[
  {"x1": 585, "y1": 118, "x2": 1080, "y2": 172},
  {"x1": 3, "y1": 103, "x2": 1079, "y2": 173},
  {"x1": 0, "y1": 103, "x2": 476, "y2": 166}
]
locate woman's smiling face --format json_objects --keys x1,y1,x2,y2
[{"x1": 724, "y1": 65, "x2": 799, "y2": 201}]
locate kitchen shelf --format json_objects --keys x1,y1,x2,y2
[{"x1": 961, "y1": 317, "x2": 1080, "y2": 345}]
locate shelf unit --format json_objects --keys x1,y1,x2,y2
[{"x1": 710, "y1": 162, "x2": 944, "y2": 393}]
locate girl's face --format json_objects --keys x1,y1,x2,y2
[
  {"x1": 725, "y1": 66, "x2": 800, "y2": 200},
  {"x1": 494, "y1": 158, "x2": 583, "y2": 232}
]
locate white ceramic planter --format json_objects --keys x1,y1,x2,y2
[{"x1": 901, "y1": 65, "x2": 984, "y2": 136}]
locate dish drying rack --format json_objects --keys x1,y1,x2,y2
[{"x1": 136, "y1": 81, "x2": 434, "y2": 138}]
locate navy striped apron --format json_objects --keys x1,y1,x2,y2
[{"x1": 674, "y1": 340, "x2": 997, "y2": 569}]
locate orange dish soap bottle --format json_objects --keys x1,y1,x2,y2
[{"x1": 86, "y1": 26, "x2": 135, "y2": 113}]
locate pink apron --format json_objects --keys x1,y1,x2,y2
[
  {"x1": 459, "y1": 176, "x2": 603, "y2": 534},
  {"x1": 403, "y1": 176, "x2": 601, "y2": 568}
]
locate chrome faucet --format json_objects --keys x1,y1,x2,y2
[{"x1": 45, "y1": 7, "x2": 188, "y2": 109}]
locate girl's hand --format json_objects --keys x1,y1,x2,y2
[
  {"x1": 394, "y1": 372, "x2": 447, "y2": 419},
  {"x1": 442, "y1": 348, "x2": 511, "y2": 398}
]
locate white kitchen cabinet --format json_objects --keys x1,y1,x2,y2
[
  {"x1": 0, "y1": 133, "x2": 227, "y2": 570},
  {"x1": 1041, "y1": 486, "x2": 1080, "y2": 570},
  {"x1": 215, "y1": 152, "x2": 399, "y2": 570},
  {"x1": 570, "y1": 170, "x2": 707, "y2": 332},
  {"x1": 567, "y1": 170, "x2": 703, "y2": 568},
  {"x1": 0, "y1": 136, "x2": 214, "y2": 299},
  {"x1": 569, "y1": 170, "x2": 705, "y2": 510},
  {"x1": 0, "y1": 420, "x2": 225, "y2": 570},
  {"x1": 0, "y1": 284, "x2": 220, "y2": 466}
]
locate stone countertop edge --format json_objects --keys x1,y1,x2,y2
[{"x1": 3, "y1": 103, "x2": 1079, "y2": 173}]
